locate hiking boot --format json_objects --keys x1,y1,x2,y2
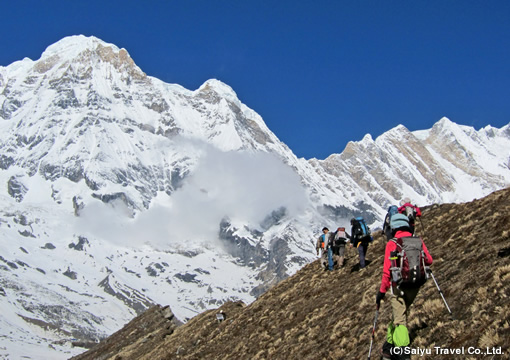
[
  {"x1": 381, "y1": 341, "x2": 393, "y2": 359},
  {"x1": 399, "y1": 346, "x2": 411, "y2": 360},
  {"x1": 379, "y1": 342, "x2": 412, "y2": 360}
]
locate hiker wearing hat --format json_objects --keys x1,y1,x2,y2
[
  {"x1": 376, "y1": 213, "x2": 433, "y2": 360},
  {"x1": 316, "y1": 227, "x2": 334, "y2": 271}
]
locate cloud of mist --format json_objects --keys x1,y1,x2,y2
[{"x1": 75, "y1": 144, "x2": 310, "y2": 250}]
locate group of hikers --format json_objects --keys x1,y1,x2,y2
[
  {"x1": 316, "y1": 198, "x2": 431, "y2": 360},
  {"x1": 315, "y1": 216, "x2": 373, "y2": 272}
]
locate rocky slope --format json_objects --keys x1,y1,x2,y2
[
  {"x1": 1, "y1": 35, "x2": 510, "y2": 359},
  {"x1": 74, "y1": 187, "x2": 510, "y2": 360}
]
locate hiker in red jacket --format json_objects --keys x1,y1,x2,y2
[
  {"x1": 376, "y1": 214, "x2": 433, "y2": 360},
  {"x1": 398, "y1": 198, "x2": 422, "y2": 235}
]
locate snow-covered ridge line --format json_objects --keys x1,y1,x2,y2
[{"x1": 0, "y1": 35, "x2": 509, "y2": 359}]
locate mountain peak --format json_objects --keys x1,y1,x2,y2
[
  {"x1": 41, "y1": 35, "x2": 117, "y2": 59},
  {"x1": 197, "y1": 79, "x2": 241, "y2": 107},
  {"x1": 198, "y1": 79, "x2": 234, "y2": 93},
  {"x1": 429, "y1": 116, "x2": 474, "y2": 142},
  {"x1": 34, "y1": 35, "x2": 145, "y2": 79},
  {"x1": 375, "y1": 124, "x2": 412, "y2": 143},
  {"x1": 438, "y1": 116, "x2": 453, "y2": 124},
  {"x1": 432, "y1": 116, "x2": 457, "y2": 131},
  {"x1": 360, "y1": 133, "x2": 374, "y2": 144}
]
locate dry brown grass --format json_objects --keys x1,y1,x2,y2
[{"x1": 74, "y1": 187, "x2": 510, "y2": 360}]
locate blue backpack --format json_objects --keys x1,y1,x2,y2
[
  {"x1": 386, "y1": 205, "x2": 399, "y2": 226},
  {"x1": 383, "y1": 205, "x2": 400, "y2": 239},
  {"x1": 353, "y1": 217, "x2": 372, "y2": 242},
  {"x1": 387, "y1": 205, "x2": 399, "y2": 220}
]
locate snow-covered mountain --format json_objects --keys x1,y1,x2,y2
[
  {"x1": 315, "y1": 118, "x2": 510, "y2": 215},
  {"x1": 0, "y1": 35, "x2": 509, "y2": 359}
]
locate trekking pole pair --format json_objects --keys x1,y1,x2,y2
[{"x1": 367, "y1": 304, "x2": 379, "y2": 359}]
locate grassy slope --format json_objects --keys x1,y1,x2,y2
[{"x1": 74, "y1": 187, "x2": 510, "y2": 360}]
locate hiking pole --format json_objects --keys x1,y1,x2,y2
[
  {"x1": 367, "y1": 304, "x2": 379, "y2": 359},
  {"x1": 427, "y1": 268, "x2": 454, "y2": 319}
]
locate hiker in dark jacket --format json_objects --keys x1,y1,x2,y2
[
  {"x1": 376, "y1": 214, "x2": 433, "y2": 360},
  {"x1": 349, "y1": 218, "x2": 371, "y2": 270}
]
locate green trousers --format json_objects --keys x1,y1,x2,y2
[{"x1": 386, "y1": 285, "x2": 420, "y2": 347}]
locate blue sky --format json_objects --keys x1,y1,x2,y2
[{"x1": 1, "y1": 1, "x2": 509, "y2": 159}]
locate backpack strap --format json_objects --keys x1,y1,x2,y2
[{"x1": 389, "y1": 238, "x2": 404, "y2": 286}]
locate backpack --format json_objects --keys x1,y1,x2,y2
[
  {"x1": 319, "y1": 234, "x2": 326, "y2": 249},
  {"x1": 389, "y1": 236, "x2": 427, "y2": 288},
  {"x1": 353, "y1": 217, "x2": 372, "y2": 242},
  {"x1": 333, "y1": 227, "x2": 348, "y2": 247},
  {"x1": 383, "y1": 205, "x2": 399, "y2": 239},
  {"x1": 386, "y1": 205, "x2": 399, "y2": 225},
  {"x1": 402, "y1": 204, "x2": 417, "y2": 223}
]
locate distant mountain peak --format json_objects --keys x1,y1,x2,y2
[
  {"x1": 195, "y1": 78, "x2": 242, "y2": 110},
  {"x1": 438, "y1": 116, "x2": 452, "y2": 123},
  {"x1": 360, "y1": 133, "x2": 374, "y2": 143},
  {"x1": 198, "y1": 79, "x2": 236, "y2": 95},
  {"x1": 431, "y1": 116, "x2": 460, "y2": 133},
  {"x1": 33, "y1": 35, "x2": 146, "y2": 80},
  {"x1": 41, "y1": 35, "x2": 120, "y2": 59}
]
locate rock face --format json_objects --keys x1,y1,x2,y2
[
  {"x1": 73, "y1": 187, "x2": 510, "y2": 359},
  {"x1": 0, "y1": 35, "x2": 510, "y2": 359}
]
